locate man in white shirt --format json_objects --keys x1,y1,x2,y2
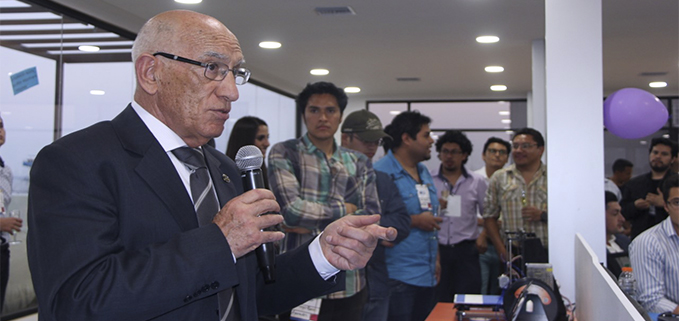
[
  {"x1": 630, "y1": 175, "x2": 679, "y2": 314},
  {"x1": 474, "y1": 137, "x2": 510, "y2": 295}
]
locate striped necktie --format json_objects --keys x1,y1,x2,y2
[{"x1": 172, "y1": 147, "x2": 237, "y2": 320}]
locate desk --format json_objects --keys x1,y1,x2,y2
[
  {"x1": 425, "y1": 303, "x2": 456, "y2": 321},
  {"x1": 426, "y1": 303, "x2": 506, "y2": 321}
]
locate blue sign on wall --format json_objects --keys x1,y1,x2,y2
[{"x1": 10, "y1": 66, "x2": 39, "y2": 95}]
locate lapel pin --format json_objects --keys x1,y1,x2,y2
[{"x1": 222, "y1": 174, "x2": 231, "y2": 183}]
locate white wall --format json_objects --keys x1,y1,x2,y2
[{"x1": 545, "y1": 0, "x2": 605, "y2": 301}]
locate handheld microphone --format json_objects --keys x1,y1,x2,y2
[{"x1": 235, "y1": 145, "x2": 276, "y2": 283}]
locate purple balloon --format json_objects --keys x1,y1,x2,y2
[{"x1": 604, "y1": 88, "x2": 669, "y2": 139}]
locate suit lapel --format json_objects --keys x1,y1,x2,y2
[
  {"x1": 204, "y1": 146, "x2": 240, "y2": 206},
  {"x1": 112, "y1": 105, "x2": 198, "y2": 231}
]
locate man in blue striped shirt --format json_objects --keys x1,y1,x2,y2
[{"x1": 630, "y1": 174, "x2": 679, "y2": 314}]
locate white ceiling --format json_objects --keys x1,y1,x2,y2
[{"x1": 48, "y1": 0, "x2": 678, "y2": 101}]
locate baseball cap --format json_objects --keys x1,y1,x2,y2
[{"x1": 341, "y1": 110, "x2": 391, "y2": 142}]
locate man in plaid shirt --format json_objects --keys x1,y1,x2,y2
[
  {"x1": 483, "y1": 128, "x2": 548, "y2": 264},
  {"x1": 268, "y1": 82, "x2": 380, "y2": 321}
]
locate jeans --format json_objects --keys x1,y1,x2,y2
[
  {"x1": 435, "y1": 241, "x2": 482, "y2": 302},
  {"x1": 362, "y1": 263, "x2": 390, "y2": 321},
  {"x1": 318, "y1": 289, "x2": 367, "y2": 321},
  {"x1": 479, "y1": 243, "x2": 502, "y2": 294},
  {"x1": 387, "y1": 279, "x2": 435, "y2": 321}
]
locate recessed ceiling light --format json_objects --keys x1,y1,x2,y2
[
  {"x1": 310, "y1": 69, "x2": 329, "y2": 76},
  {"x1": 175, "y1": 0, "x2": 202, "y2": 3},
  {"x1": 0, "y1": 23, "x2": 94, "y2": 32},
  {"x1": 485, "y1": 66, "x2": 504, "y2": 73},
  {"x1": 90, "y1": 90, "x2": 105, "y2": 95},
  {"x1": 0, "y1": 33, "x2": 119, "y2": 41},
  {"x1": 640, "y1": 140, "x2": 648, "y2": 145},
  {"x1": 0, "y1": 1, "x2": 30, "y2": 8},
  {"x1": 501, "y1": 119, "x2": 512, "y2": 124},
  {"x1": 259, "y1": 41, "x2": 281, "y2": 49},
  {"x1": 23, "y1": 41, "x2": 134, "y2": 48},
  {"x1": 476, "y1": 35, "x2": 499, "y2": 44},
  {"x1": 490, "y1": 85, "x2": 507, "y2": 91},
  {"x1": 78, "y1": 45, "x2": 100, "y2": 52},
  {"x1": 649, "y1": 81, "x2": 667, "y2": 88},
  {"x1": 46, "y1": 48, "x2": 132, "y2": 55},
  {"x1": 390, "y1": 111, "x2": 402, "y2": 115},
  {"x1": 0, "y1": 12, "x2": 62, "y2": 20},
  {"x1": 499, "y1": 111, "x2": 510, "y2": 116},
  {"x1": 344, "y1": 87, "x2": 361, "y2": 93}
]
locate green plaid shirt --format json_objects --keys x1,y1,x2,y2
[
  {"x1": 483, "y1": 163, "x2": 548, "y2": 247},
  {"x1": 268, "y1": 134, "x2": 380, "y2": 299}
]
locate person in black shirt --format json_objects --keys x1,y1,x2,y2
[{"x1": 621, "y1": 137, "x2": 678, "y2": 239}]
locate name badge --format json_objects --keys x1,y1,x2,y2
[
  {"x1": 445, "y1": 194, "x2": 462, "y2": 217},
  {"x1": 416, "y1": 184, "x2": 432, "y2": 212},
  {"x1": 290, "y1": 298, "x2": 322, "y2": 321}
]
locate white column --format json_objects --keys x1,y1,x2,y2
[
  {"x1": 530, "y1": 39, "x2": 546, "y2": 135},
  {"x1": 545, "y1": 0, "x2": 605, "y2": 301}
]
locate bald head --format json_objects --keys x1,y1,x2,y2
[{"x1": 132, "y1": 10, "x2": 236, "y2": 63}]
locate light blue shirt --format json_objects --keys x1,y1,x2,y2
[
  {"x1": 374, "y1": 150, "x2": 439, "y2": 287},
  {"x1": 629, "y1": 217, "x2": 679, "y2": 313}
]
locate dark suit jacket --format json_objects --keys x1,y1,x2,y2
[
  {"x1": 365, "y1": 171, "x2": 411, "y2": 296},
  {"x1": 27, "y1": 106, "x2": 341, "y2": 321}
]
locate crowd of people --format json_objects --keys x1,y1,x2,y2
[
  {"x1": 5, "y1": 8, "x2": 676, "y2": 321},
  {"x1": 255, "y1": 84, "x2": 679, "y2": 319}
]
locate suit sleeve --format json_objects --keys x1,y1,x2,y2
[
  {"x1": 256, "y1": 241, "x2": 345, "y2": 315},
  {"x1": 376, "y1": 171, "x2": 410, "y2": 243},
  {"x1": 27, "y1": 140, "x2": 237, "y2": 321}
]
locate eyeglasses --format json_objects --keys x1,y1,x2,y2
[
  {"x1": 440, "y1": 149, "x2": 464, "y2": 156},
  {"x1": 512, "y1": 143, "x2": 538, "y2": 150},
  {"x1": 153, "y1": 52, "x2": 251, "y2": 85},
  {"x1": 668, "y1": 198, "x2": 679, "y2": 209},
  {"x1": 353, "y1": 134, "x2": 383, "y2": 146},
  {"x1": 487, "y1": 148, "x2": 508, "y2": 156}
]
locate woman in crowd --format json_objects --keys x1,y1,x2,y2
[{"x1": 226, "y1": 116, "x2": 271, "y2": 187}]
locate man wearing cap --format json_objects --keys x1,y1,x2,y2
[
  {"x1": 268, "y1": 82, "x2": 380, "y2": 321},
  {"x1": 341, "y1": 110, "x2": 412, "y2": 321}
]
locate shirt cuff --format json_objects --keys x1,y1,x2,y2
[{"x1": 309, "y1": 232, "x2": 340, "y2": 280}]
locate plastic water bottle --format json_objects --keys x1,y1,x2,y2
[{"x1": 618, "y1": 266, "x2": 637, "y2": 300}]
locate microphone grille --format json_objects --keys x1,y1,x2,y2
[{"x1": 235, "y1": 145, "x2": 263, "y2": 171}]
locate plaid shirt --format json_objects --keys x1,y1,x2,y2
[
  {"x1": 483, "y1": 163, "x2": 548, "y2": 247},
  {"x1": 268, "y1": 134, "x2": 380, "y2": 299}
]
